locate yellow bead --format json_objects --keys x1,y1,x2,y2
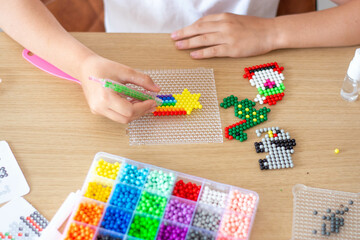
[
  {"x1": 253, "y1": 118, "x2": 257, "y2": 122},
  {"x1": 246, "y1": 115, "x2": 250, "y2": 118},
  {"x1": 238, "y1": 105, "x2": 242, "y2": 108},
  {"x1": 334, "y1": 148, "x2": 340, "y2": 154},
  {"x1": 252, "y1": 112, "x2": 256, "y2": 115},
  {"x1": 260, "y1": 115, "x2": 264, "y2": 119},
  {"x1": 245, "y1": 108, "x2": 249, "y2": 112}
]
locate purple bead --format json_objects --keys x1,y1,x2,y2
[
  {"x1": 157, "y1": 222, "x2": 188, "y2": 240},
  {"x1": 164, "y1": 198, "x2": 196, "y2": 224}
]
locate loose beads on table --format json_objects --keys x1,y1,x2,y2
[
  {"x1": 254, "y1": 127, "x2": 296, "y2": 170},
  {"x1": 84, "y1": 181, "x2": 113, "y2": 203},
  {"x1": 153, "y1": 89, "x2": 202, "y2": 116},
  {"x1": 136, "y1": 192, "x2": 167, "y2": 217},
  {"x1": 227, "y1": 190, "x2": 257, "y2": 216},
  {"x1": 191, "y1": 206, "x2": 222, "y2": 232},
  {"x1": 172, "y1": 179, "x2": 202, "y2": 201},
  {"x1": 95, "y1": 159, "x2": 121, "y2": 180},
  {"x1": 164, "y1": 198, "x2": 196, "y2": 225},
  {"x1": 128, "y1": 215, "x2": 160, "y2": 240},
  {"x1": 220, "y1": 97, "x2": 271, "y2": 142},
  {"x1": 219, "y1": 213, "x2": 251, "y2": 239},
  {"x1": 119, "y1": 163, "x2": 149, "y2": 187},
  {"x1": 64, "y1": 223, "x2": 95, "y2": 240},
  {"x1": 109, "y1": 184, "x2": 141, "y2": 210},
  {"x1": 144, "y1": 170, "x2": 176, "y2": 195},
  {"x1": 73, "y1": 201, "x2": 104, "y2": 226},
  {"x1": 157, "y1": 222, "x2": 189, "y2": 240},
  {"x1": 101, "y1": 206, "x2": 132, "y2": 234},
  {"x1": 243, "y1": 62, "x2": 285, "y2": 105},
  {"x1": 199, "y1": 186, "x2": 228, "y2": 208}
]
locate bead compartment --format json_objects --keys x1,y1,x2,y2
[{"x1": 62, "y1": 152, "x2": 259, "y2": 240}]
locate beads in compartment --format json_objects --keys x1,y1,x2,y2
[
  {"x1": 157, "y1": 222, "x2": 189, "y2": 240},
  {"x1": 64, "y1": 223, "x2": 95, "y2": 240},
  {"x1": 95, "y1": 159, "x2": 121, "y2": 180},
  {"x1": 101, "y1": 206, "x2": 132, "y2": 234},
  {"x1": 136, "y1": 192, "x2": 167, "y2": 217},
  {"x1": 119, "y1": 163, "x2": 149, "y2": 187},
  {"x1": 227, "y1": 190, "x2": 257, "y2": 215},
  {"x1": 192, "y1": 205, "x2": 222, "y2": 232},
  {"x1": 84, "y1": 180, "x2": 113, "y2": 203},
  {"x1": 73, "y1": 201, "x2": 105, "y2": 226},
  {"x1": 219, "y1": 213, "x2": 251, "y2": 239},
  {"x1": 199, "y1": 186, "x2": 228, "y2": 208},
  {"x1": 128, "y1": 215, "x2": 160, "y2": 240},
  {"x1": 109, "y1": 184, "x2": 141, "y2": 210},
  {"x1": 164, "y1": 198, "x2": 196, "y2": 225},
  {"x1": 172, "y1": 179, "x2": 201, "y2": 201},
  {"x1": 144, "y1": 170, "x2": 176, "y2": 195}
]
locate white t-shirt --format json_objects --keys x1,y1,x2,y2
[{"x1": 104, "y1": 0, "x2": 280, "y2": 33}]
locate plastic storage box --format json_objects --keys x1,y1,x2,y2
[{"x1": 62, "y1": 152, "x2": 259, "y2": 240}]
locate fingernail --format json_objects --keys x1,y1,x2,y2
[
  {"x1": 190, "y1": 52, "x2": 198, "y2": 58},
  {"x1": 171, "y1": 32, "x2": 178, "y2": 39},
  {"x1": 176, "y1": 41, "x2": 183, "y2": 48}
]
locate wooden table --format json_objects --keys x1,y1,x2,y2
[{"x1": 0, "y1": 32, "x2": 359, "y2": 240}]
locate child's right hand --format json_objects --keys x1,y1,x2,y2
[{"x1": 80, "y1": 55, "x2": 160, "y2": 124}]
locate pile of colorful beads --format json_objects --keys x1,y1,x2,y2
[
  {"x1": 63, "y1": 153, "x2": 259, "y2": 240},
  {"x1": 199, "y1": 185, "x2": 228, "y2": 208},
  {"x1": 157, "y1": 222, "x2": 188, "y2": 240},
  {"x1": 95, "y1": 159, "x2": 121, "y2": 180},
  {"x1": 144, "y1": 170, "x2": 176, "y2": 195},
  {"x1": 164, "y1": 197, "x2": 196, "y2": 224},
  {"x1": 73, "y1": 201, "x2": 104, "y2": 226},
  {"x1": 172, "y1": 179, "x2": 202, "y2": 201},
  {"x1": 64, "y1": 223, "x2": 95, "y2": 240}
]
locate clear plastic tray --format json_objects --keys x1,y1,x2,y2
[
  {"x1": 291, "y1": 184, "x2": 360, "y2": 240},
  {"x1": 62, "y1": 152, "x2": 259, "y2": 240}
]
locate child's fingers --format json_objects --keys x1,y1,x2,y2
[
  {"x1": 120, "y1": 68, "x2": 160, "y2": 92},
  {"x1": 175, "y1": 32, "x2": 223, "y2": 50},
  {"x1": 171, "y1": 21, "x2": 220, "y2": 40},
  {"x1": 190, "y1": 44, "x2": 229, "y2": 59},
  {"x1": 108, "y1": 92, "x2": 156, "y2": 120},
  {"x1": 103, "y1": 108, "x2": 133, "y2": 124}
]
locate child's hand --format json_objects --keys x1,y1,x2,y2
[
  {"x1": 80, "y1": 55, "x2": 160, "y2": 123},
  {"x1": 171, "y1": 13, "x2": 277, "y2": 59}
]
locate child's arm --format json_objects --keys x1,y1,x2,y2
[
  {"x1": 171, "y1": 0, "x2": 360, "y2": 58},
  {"x1": 0, "y1": 0, "x2": 160, "y2": 123}
]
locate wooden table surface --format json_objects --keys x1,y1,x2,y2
[{"x1": 0, "y1": 32, "x2": 359, "y2": 240}]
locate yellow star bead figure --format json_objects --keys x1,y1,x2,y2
[{"x1": 173, "y1": 89, "x2": 202, "y2": 115}]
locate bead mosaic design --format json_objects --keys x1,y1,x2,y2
[
  {"x1": 127, "y1": 68, "x2": 223, "y2": 145},
  {"x1": 0, "y1": 211, "x2": 48, "y2": 240},
  {"x1": 220, "y1": 97, "x2": 271, "y2": 142},
  {"x1": 292, "y1": 184, "x2": 360, "y2": 240},
  {"x1": 243, "y1": 62, "x2": 285, "y2": 105},
  {"x1": 62, "y1": 152, "x2": 259, "y2": 240},
  {"x1": 254, "y1": 127, "x2": 296, "y2": 170},
  {"x1": 154, "y1": 89, "x2": 202, "y2": 116}
]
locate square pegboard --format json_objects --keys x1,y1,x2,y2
[
  {"x1": 292, "y1": 184, "x2": 360, "y2": 240},
  {"x1": 127, "y1": 68, "x2": 223, "y2": 145}
]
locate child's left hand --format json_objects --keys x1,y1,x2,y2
[{"x1": 171, "y1": 13, "x2": 278, "y2": 59}]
